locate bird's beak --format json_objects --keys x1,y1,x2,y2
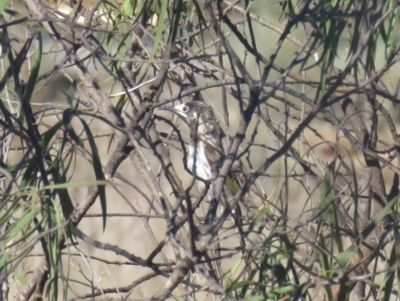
[
  {"x1": 158, "y1": 106, "x2": 188, "y2": 124},
  {"x1": 158, "y1": 106, "x2": 178, "y2": 114}
]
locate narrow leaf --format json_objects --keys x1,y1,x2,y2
[
  {"x1": 78, "y1": 117, "x2": 107, "y2": 230},
  {"x1": 23, "y1": 33, "x2": 42, "y2": 104}
]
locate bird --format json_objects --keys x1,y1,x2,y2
[
  {"x1": 159, "y1": 101, "x2": 252, "y2": 285},
  {"x1": 160, "y1": 101, "x2": 231, "y2": 195}
]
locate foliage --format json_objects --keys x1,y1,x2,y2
[{"x1": 0, "y1": 0, "x2": 398, "y2": 300}]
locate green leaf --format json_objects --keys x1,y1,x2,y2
[
  {"x1": 336, "y1": 245, "x2": 358, "y2": 267},
  {"x1": 168, "y1": 0, "x2": 182, "y2": 50},
  {"x1": 268, "y1": 284, "x2": 297, "y2": 295},
  {"x1": 384, "y1": 0, "x2": 399, "y2": 59},
  {"x1": 7, "y1": 210, "x2": 35, "y2": 242},
  {"x1": 0, "y1": 98, "x2": 18, "y2": 133},
  {"x1": 338, "y1": 195, "x2": 399, "y2": 270},
  {"x1": 40, "y1": 120, "x2": 63, "y2": 150},
  {"x1": 19, "y1": 156, "x2": 38, "y2": 189},
  {"x1": 78, "y1": 117, "x2": 107, "y2": 231},
  {"x1": 12, "y1": 271, "x2": 28, "y2": 286},
  {"x1": 381, "y1": 241, "x2": 396, "y2": 301},
  {"x1": 62, "y1": 109, "x2": 83, "y2": 146},
  {"x1": 247, "y1": 206, "x2": 269, "y2": 234},
  {"x1": 0, "y1": 0, "x2": 7, "y2": 15},
  {"x1": 258, "y1": 253, "x2": 270, "y2": 285},
  {"x1": 225, "y1": 280, "x2": 258, "y2": 293},
  {"x1": 320, "y1": 169, "x2": 332, "y2": 207},
  {"x1": 0, "y1": 252, "x2": 8, "y2": 270},
  {"x1": 123, "y1": 0, "x2": 137, "y2": 17},
  {"x1": 223, "y1": 256, "x2": 244, "y2": 289},
  {"x1": 241, "y1": 296, "x2": 266, "y2": 301},
  {"x1": 54, "y1": 151, "x2": 75, "y2": 219},
  {"x1": 115, "y1": 94, "x2": 127, "y2": 114},
  {"x1": 23, "y1": 33, "x2": 42, "y2": 104}
]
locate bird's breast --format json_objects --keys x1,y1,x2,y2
[{"x1": 187, "y1": 143, "x2": 213, "y2": 181}]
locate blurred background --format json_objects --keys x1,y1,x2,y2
[{"x1": 1, "y1": 0, "x2": 400, "y2": 300}]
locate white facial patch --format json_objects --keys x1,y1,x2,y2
[
  {"x1": 174, "y1": 103, "x2": 189, "y2": 118},
  {"x1": 174, "y1": 103, "x2": 197, "y2": 120}
]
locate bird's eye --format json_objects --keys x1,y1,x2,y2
[{"x1": 182, "y1": 106, "x2": 189, "y2": 112}]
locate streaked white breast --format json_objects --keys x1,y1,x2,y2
[{"x1": 187, "y1": 142, "x2": 212, "y2": 191}]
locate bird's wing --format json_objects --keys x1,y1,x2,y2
[
  {"x1": 203, "y1": 141, "x2": 225, "y2": 173},
  {"x1": 202, "y1": 137, "x2": 243, "y2": 192}
]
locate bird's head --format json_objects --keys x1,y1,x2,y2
[
  {"x1": 159, "y1": 101, "x2": 221, "y2": 140},
  {"x1": 160, "y1": 101, "x2": 208, "y2": 124}
]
